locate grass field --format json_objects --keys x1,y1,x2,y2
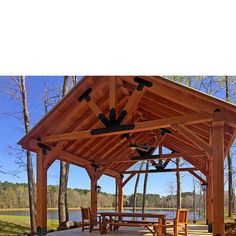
[{"x1": 0, "y1": 215, "x2": 58, "y2": 235}]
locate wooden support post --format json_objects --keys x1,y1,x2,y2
[
  {"x1": 117, "y1": 176, "x2": 123, "y2": 213},
  {"x1": 207, "y1": 159, "x2": 213, "y2": 231},
  {"x1": 36, "y1": 149, "x2": 47, "y2": 235},
  {"x1": 212, "y1": 111, "x2": 225, "y2": 236},
  {"x1": 90, "y1": 176, "x2": 98, "y2": 227}
]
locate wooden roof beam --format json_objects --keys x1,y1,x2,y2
[
  {"x1": 58, "y1": 151, "x2": 119, "y2": 178},
  {"x1": 43, "y1": 141, "x2": 67, "y2": 169},
  {"x1": 189, "y1": 170, "x2": 206, "y2": 184},
  {"x1": 172, "y1": 124, "x2": 212, "y2": 156},
  {"x1": 122, "y1": 167, "x2": 198, "y2": 174},
  {"x1": 115, "y1": 151, "x2": 205, "y2": 163},
  {"x1": 109, "y1": 77, "x2": 118, "y2": 120},
  {"x1": 41, "y1": 113, "x2": 212, "y2": 143},
  {"x1": 78, "y1": 88, "x2": 110, "y2": 127},
  {"x1": 122, "y1": 173, "x2": 136, "y2": 187}
]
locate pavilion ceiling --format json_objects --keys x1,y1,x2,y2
[{"x1": 18, "y1": 76, "x2": 236, "y2": 178}]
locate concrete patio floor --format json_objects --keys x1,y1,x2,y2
[{"x1": 48, "y1": 225, "x2": 212, "y2": 236}]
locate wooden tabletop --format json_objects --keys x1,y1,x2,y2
[{"x1": 98, "y1": 212, "x2": 167, "y2": 218}]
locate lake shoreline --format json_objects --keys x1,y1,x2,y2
[{"x1": 0, "y1": 207, "x2": 179, "y2": 212}]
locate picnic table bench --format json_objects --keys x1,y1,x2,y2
[{"x1": 99, "y1": 212, "x2": 166, "y2": 236}]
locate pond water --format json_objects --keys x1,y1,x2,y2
[{"x1": 0, "y1": 208, "x2": 203, "y2": 221}]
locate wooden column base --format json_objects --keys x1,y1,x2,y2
[
  {"x1": 208, "y1": 223, "x2": 212, "y2": 233},
  {"x1": 37, "y1": 226, "x2": 47, "y2": 235}
]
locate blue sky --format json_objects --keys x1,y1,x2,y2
[{"x1": 0, "y1": 76, "x2": 234, "y2": 196}]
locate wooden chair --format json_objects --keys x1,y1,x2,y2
[
  {"x1": 81, "y1": 207, "x2": 101, "y2": 232},
  {"x1": 164, "y1": 208, "x2": 188, "y2": 236}
]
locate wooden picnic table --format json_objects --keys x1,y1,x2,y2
[{"x1": 99, "y1": 212, "x2": 167, "y2": 236}]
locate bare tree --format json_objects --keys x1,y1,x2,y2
[
  {"x1": 193, "y1": 178, "x2": 196, "y2": 223},
  {"x1": 19, "y1": 77, "x2": 37, "y2": 234},
  {"x1": 176, "y1": 158, "x2": 181, "y2": 208},
  {"x1": 133, "y1": 161, "x2": 144, "y2": 213},
  {"x1": 58, "y1": 76, "x2": 70, "y2": 227},
  {"x1": 225, "y1": 76, "x2": 234, "y2": 217},
  {"x1": 3, "y1": 77, "x2": 37, "y2": 234}
]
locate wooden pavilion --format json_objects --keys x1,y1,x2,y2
[{"x1": 18, "y1": 76, "x2": 236, "y2": 236}]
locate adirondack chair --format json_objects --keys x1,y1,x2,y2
[
  {"x1": 164, "y1": 208, "x2": 188, "y2": 236},
  {"x1": 81, "y1": 207, "x2": 101, "y2": 232}
]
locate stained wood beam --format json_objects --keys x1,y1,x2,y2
[
  {"x1": 36, "y1": 149, "x2": 47, "y2": 235},
  {"x1": 121, "y1": 88, "x2": 146, "y2": 123},
  {"x1": 109, "y1": 77, "x2": 117, "y2": 113},
  {"x1": 162, "y1": 159, "x2": 171, "y2": 168},
  {"x1": 43, "y1": 141, "x2": 67, "y2": 169},
  {"x1": 212, "y1": 113, "x2": 225, "y2": 235},
  {"x1": 41, "y1": 113, "x2": 212, "y2": 143},
  {"x1": 122, "y1": 167, "x2": 197, "y2": 174},
  {"x1": 57, "y1": 150, "x2": 120, "y2": 178},
  {"x1": 115, "y1": 151, "x2": 205, "y2": 163},
  {"x1": 173, "y1": 124, "x2": 212, "y2": 156},
  {"x1": 122, "y1": 173, "x2": 135, "y2": 187},
  {"x1": 189, "y1": 170, "x2": 206, "y2": 184},
  {"x1": 117, "y1": 176, "x2": 123, "y2": 212},
  {"x1": 122, "y1": 76, "x2": 236, "y2": 116}
]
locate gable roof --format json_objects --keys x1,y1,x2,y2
[{"x1": 18, "y1": 76, "x2": 236, "y2": 177}]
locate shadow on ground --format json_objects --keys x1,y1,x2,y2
[{"x1": 0, "y1": 220, "x2": 30, "y2": 235}]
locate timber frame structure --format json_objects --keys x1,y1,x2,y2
[{"x1": 18, "y1": 76, "x2": 236, "y2": 236}]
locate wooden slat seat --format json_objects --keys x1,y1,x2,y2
[
  {"x1": 81, "y1": 207, "x2": 101, "y2": 232},
  {"x1": 110, "y1": 219, "x2": 161, "y2": 236},
  {"x1": 164, "y1": 208, "x2": 188, "y2": 236}
]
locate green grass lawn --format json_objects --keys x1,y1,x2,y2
[{"x1": 0, "y1": 215, "x2": 58, "y2": 235}]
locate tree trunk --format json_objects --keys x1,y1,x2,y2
[
  {"x1": 58, "y1": 76, "x2": 70, "y2": 227},
  {"x1": 176, "y1": 158, "x2": 181, "y2": 208},
  {"x1": 199, "y1": 184, "x2": 202, "y2": 217},
  {"x1": 19, "y1": 76, "x2": 37, "y2": 234},
  {"x1": 133, "y1": 162, "x2": 144, "y2": 213},
  {"x1": 142, "y1": 161, "x2": 149, "y2": 219},
  {"x1": 193, "y1": 178, "x2": 196, "y2": 222},
  {"x1": 225, "y1": 76, "x2": 234, "y2": 217},
  {"x1": 228, "y1": 152, "x2": 233, "y2": 217},
  {"x1": 115, "y1": 181, "x2": 118, "y2": 212}
]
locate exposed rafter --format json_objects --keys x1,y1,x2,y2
[{"x1": 172, "y1": 124, "x2": 212, "y2": 156}]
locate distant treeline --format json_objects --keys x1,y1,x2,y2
[{"x1": 0, "y1": 181, "x2": 199, "y2": 209}]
